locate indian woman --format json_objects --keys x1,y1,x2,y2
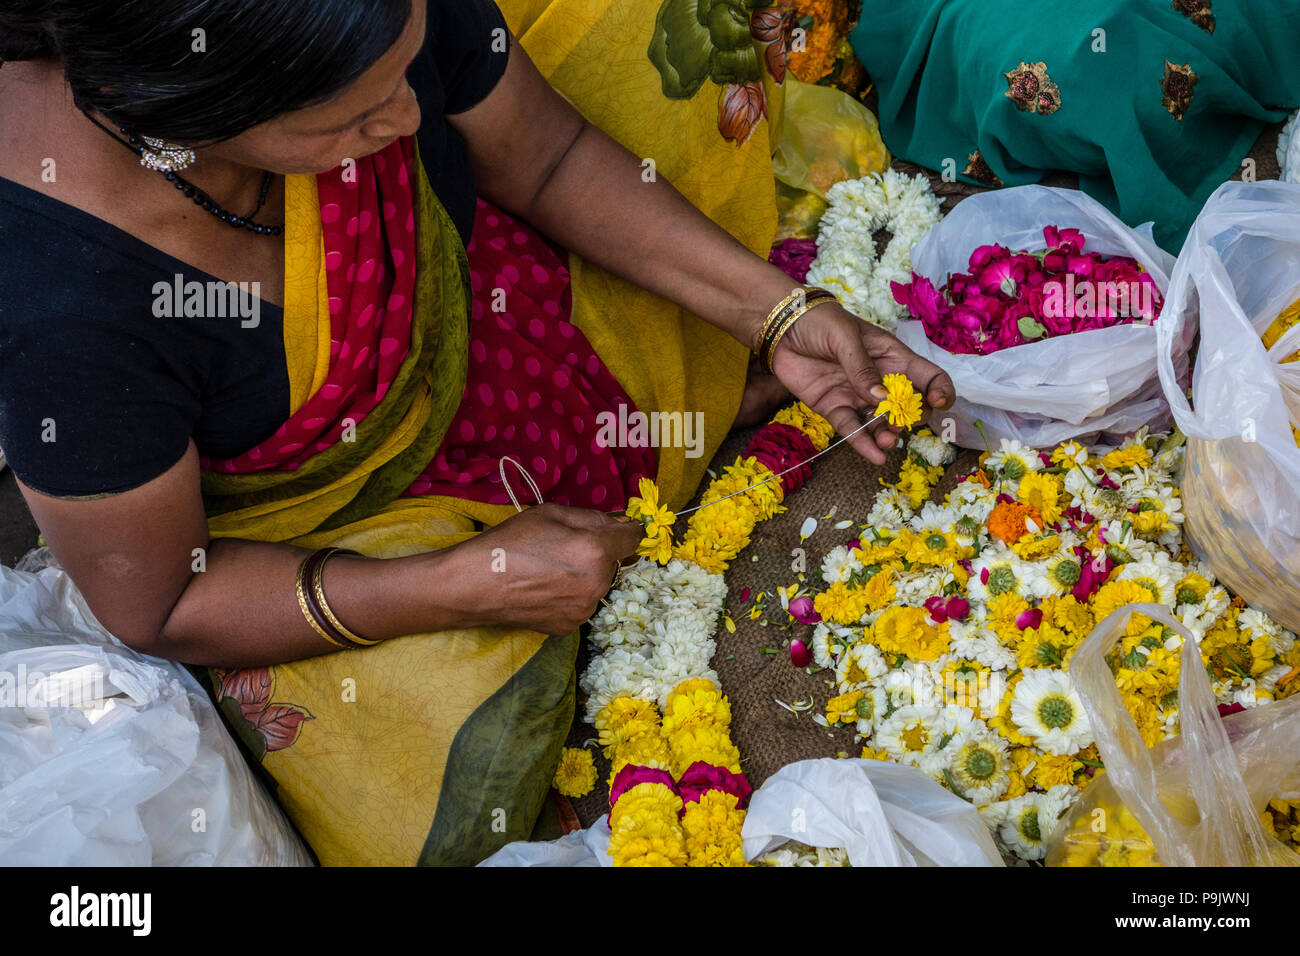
[{"x1": 0, "y1": 0, "x2": 954, "y2": 864}]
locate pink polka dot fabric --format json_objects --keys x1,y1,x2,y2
[
  {"x1": 202, "y1": 137, "x2": 418, "y2": 474},
  {"x1": 402, "y1": 198, "x2": 656, "y2": 511}
]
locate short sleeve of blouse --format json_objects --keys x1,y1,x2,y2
[{"x1": 424, "y1": 0, "x2": 512, "y2": 114}]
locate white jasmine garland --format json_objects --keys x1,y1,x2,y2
[{"x1": 805, "y1": 170, "x2": 942, "y2": 333}]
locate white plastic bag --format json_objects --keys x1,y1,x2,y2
[
  {"x1": 895, "y1": 185, "x2": 1183, "y2": 449},
  {"x1": 479, "y1": 758, "x2": 1003, "y2": 866},
  {"x1": 1047, "y1": 603, "x2": 1300, "y2": 866},
  {"x1": 740, "y1": 758, "x2": 1003, "y2": 866},
  {"x1": 1155, "y1": 180, "x2": 1300, "y2": 633},
  {"x1": 0, "y1": 563, "x2": 313, "y2": 866}
]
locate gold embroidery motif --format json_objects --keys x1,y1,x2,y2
[
  {"x1": 964, "y1": 150, "x2": 1004, "y2": 187},
  {"x1": 1161, "y1": 61, "x2": 1199, "y2": 121},
  {"x1": 1172, "y1": 0, "x2": 1216, "y2": 34},
  {"x1": 1004, "y1": 61, "x2": 1061, "y2": 115}
]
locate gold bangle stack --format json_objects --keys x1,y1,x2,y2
[
  {"x1": 755, "y1": 287, "x2": 836, "y2": 374},
  {"x1": 295, "y1": 547, "x2": 381, "y2": 650}
]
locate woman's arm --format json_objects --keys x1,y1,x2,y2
[
  {"x1": 451, "y1": 32, "x2": 956, "y2": 463},
  {"x1": 20, "y1": 442, "x2": 639, "y2": 667}
]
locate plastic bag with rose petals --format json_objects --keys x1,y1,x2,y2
[
  {"x1": 1047, "y1": 603, "x2": 1300, "y2": 867},
  {"x1": 895, "y1": 185, "x2": 1183, "y2": 450}
]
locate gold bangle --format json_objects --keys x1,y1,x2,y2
[
  {"x1": 755, "y1": 287, "x2": 833, "y2": 355},
  {"x1": 312, "y1": 550, "x2": 381, "y2": 647},
  {"x1": 296, "y1": 555, "x2": 349, "y2": 649},
  {"x1": 761, "y1": 296, "x2": 837, "y2": 374}
]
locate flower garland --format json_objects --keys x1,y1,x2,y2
[
  {"x1": 582, "y1": 382, "x2": 925, "y2": 866},
  {"x1": 805, "y1": 171, "x2": 942, "y2": 332},
  {"x1": 786, "y1": 425, "x2": 1300, "y2": 864}
]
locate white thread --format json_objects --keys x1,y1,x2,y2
[
  {"x1": 496, "y1": 412, "x2": 886, "y2": 517},
  {"x1": 499, "y1": 456, "x2": 544, "y2": 513}
]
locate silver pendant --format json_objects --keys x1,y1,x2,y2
[{"x1": 139, "y1": 137, "x2": 196, "y2": 173}]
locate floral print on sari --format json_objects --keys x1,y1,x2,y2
[{"x1": 648, "y1": 0, "x2": 794, "y2": 145}]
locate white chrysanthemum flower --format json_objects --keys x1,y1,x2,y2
[
  {"x1": 820, "y1": 544, "x2": 864, "y2": 585},
  {"x1": 947, "y1": 478, "x2": 998, "y2": 522},
  {"x1": 1239, "y1": 608, "x2": 1283, "y2": 643},
  {"x1": 875, "y1": 704, "x2": 943, "y2": 766},
  {"x1": 1174, "y1": 583, "x2": 1227, "y2": 633},
  {"x1": 1010, "y1": 668, "x2": 1093, "y2": 755},
  {"x1": 910, "y1": 500, "x2": 958, "y2": 534},
  {"x1": 811, "y1": 622, "x2": 848, "y2": 670},
  {"x1": 948, "y1": 620, "x2": 1017, "y2": 673},
  {"x1": 879, "y1": 659, "x2": 940, "y2": 713},
  {"x1": 580, "y1": 647, "x2": 658, "y2": 721},
  {"x1": 909, "y1": 430, "x2": 958, "y2": 469},
  {"x1": 944, "y1": 731, "x2": 1012, "y2": 806},
  {"x1": 996, "y1": 785, "x2": 1076, "y2": 861},
  {"x1": 836, "y1": 640, "x2": 888, "y2": 690},
  {"x1": 968, "y1": 544, "x2": 1025, "y2": 604},
  {"x1": 894, "y1": 566, "x2": 955, "y2": 606},
  {"x1": 985, "y1": 440, "x2": 1043, "y2": 480},
  {"x1": 867, "y1": 488, "x2": 914, "y2": 528},
  {"x1": 1117, "y1": 557, "x2": 1181, "y2": 606},
  {"x1": 853, "y1": 686, "x2": 889, "y2": 737}
]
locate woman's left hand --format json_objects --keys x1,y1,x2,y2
[{"x1": 769, "y1": 301, "x2": 957, "y2": 465}]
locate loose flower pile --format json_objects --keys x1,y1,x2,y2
[
  {"x1": 892, "y1": 226, "x2": 1164, "y2": 355},
  {"x1": 786, "y1": 426, "x2": 1299, "y2": 863}
]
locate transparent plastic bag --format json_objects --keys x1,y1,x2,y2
[
  {"x1": 1155, "y1": 180, "x2": 1300, "y2": 633},
  {"x1": 773, "y1": 77, "x2": 890, "y2": 240},
  {"x1": 894, "y1": 185, "x2": 1183, "y2": 449},
  {"x1": 1047, "y1": 602, "x2": 1300, "y2": 867}
]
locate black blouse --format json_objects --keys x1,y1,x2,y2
[{"x1": 0, "y1": 0, "x2": 510, "y2": 498}]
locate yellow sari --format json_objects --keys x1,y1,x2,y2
[{"x1": 201, "y1": 0, "x2": 821, "y2": 866}]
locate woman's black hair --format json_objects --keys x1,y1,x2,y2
[{"x1": 0, "y1": 0, "x2": 413, "y2": 143}]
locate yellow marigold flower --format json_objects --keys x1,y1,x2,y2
[
  {"x1": 596, "y1": 698, "x2": 661, "y2": 751},
  {"x1": 771, "y1": 401, "x2": 835, "y2": 450},
  {"x1": 814, "y1": 580, "x2": 870, "y2": 626},
  {"x1": 661, "y1": 680, "x2": 730, "y2": 737},
  {"x1": 1013, "y1": 533, "x2": 1062, "y2": 561},
  {"x1": 990, "y1": 675, "x2": 1034, "y2": 746},
  {"x1": 873, "y1": 605, "x2": 950, "y2": 661},
  {"x1": 1130, "y1": 507, "x2": 1174, "y2": 535},
  {"x1": 681, "y1": 791, "x2": 747, "y2": 867},
  {"x1": 895, "y1": 461, "x2": 935, "y2": 509},
  {"x1": 1091, "y1": 580, "x2": 1157, "y2": 636},
  {"x1": 874, "y1": 373, "x2": 924, "y2": 428},
  {"x1": 1051, "y1": 440, "x2": 1087, "y2": 468},
  {"x1": 552, "y1": 747, "x2": 598, "y2": 798},
  {"x1": 860, "y1": 745, "x2": 890, "y2": 761},
  {"x1": 826, "y1": 689, "x2": 865, "y2": 725},
  {"x1": 665, "y1": 726, "x2": 741, "y2": 778},
  {"x1": 986, "y1": 592, "x2": 1030, "y2": 642},
  {"x1": 608, "y1": 736, "x2": 672, "y2": 779},
  {"x1": 860, "y1": 568, "x2": 898, "y2": 612},
  {"x1": 1003, "y1": 769, "x2": 1029, "y2": 799},
  {"x1": 1042, "y1": 594, "x2": 1095, "y2": 638},
  {"x1": 1017, "y1": 472, "x2": 1064, "y2": 526},
  {"x1": 1100, "y1": 444, "x2": 1153, "y2": 471},
  {"x1": 906, "y1": 528, "x2": 968, "y2": 566},
  {"x1": 672, "y1": 537, "x2": 730, "y2": 574},
  {"x1": 1174, "y1": 572, "x2": 1212, "y2": 605},
  {"x1": 1123, "y1": 694, "x2": 1164, "y2": 748},
  {"x1": 638, "y1": 525, "x2": 675, "y2": 565},
  {"x1": 1027, "y1": 752, "x2": 1082, "y2": 789}
]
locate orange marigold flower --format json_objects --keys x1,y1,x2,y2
[{"x1": 986, "y1": 500, "x2": 1042, "y2": 546}]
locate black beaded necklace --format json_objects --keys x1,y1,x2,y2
[{"x1": 84, "y1": 111, "x2": 283, "y2": 237}]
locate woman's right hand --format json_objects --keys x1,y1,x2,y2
[{"x1": 448, "y1": 503, "x2": 644, "y2": 636}]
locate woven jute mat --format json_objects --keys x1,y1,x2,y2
[{"x1": 564, "y1": 421, "x2": 978, "y2": 827}]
